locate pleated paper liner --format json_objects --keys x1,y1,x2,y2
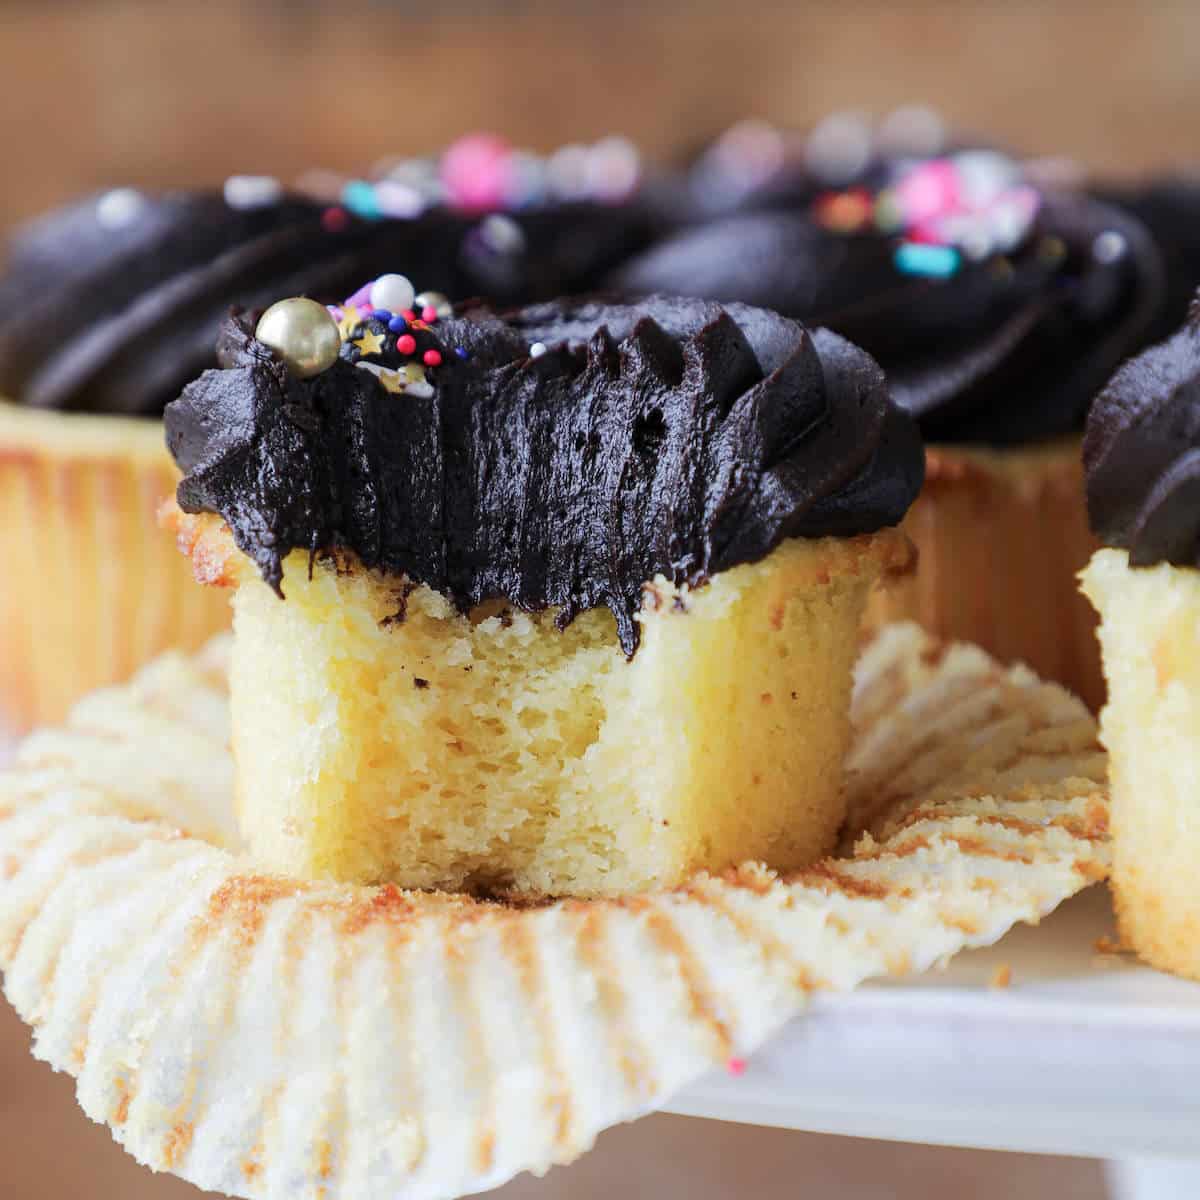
[
  {"x1": 0, "y1": 401, "x2": 231, "y2": 732},
  {"x1": 0, "y1": 624, "x2": 1109, "y2": 1200},
  {"x1": 865, "y1": 437, "x2": 1104, "y2": 710}
]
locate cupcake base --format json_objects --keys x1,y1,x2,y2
[
  {"x1": 866, "y1": 437, "x2": 1103, "y2": 710},
  {"x1": 169, "y1": 509, "x2": 913, "y2": 897},
  {"x1": 0, "y1": 403, "x2": 231, "y2": 731},
  {"x1": 1081, "y1": 548, "x2": 1200, "y2": 980}
]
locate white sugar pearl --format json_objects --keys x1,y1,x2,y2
[
  {"x1": 95, "y1": 188, "x2": 145, "y2": 229},
  {"x1": 529, "y1": 341, "x2": 547, "y2": 359},
  {"x1": 224, "y1": 174, "x2": 283, "y2": 210},
  {"x1": 369, "y1": 274, "x2": 416, "y2": 313}
]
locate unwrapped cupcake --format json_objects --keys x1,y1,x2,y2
[
  {"x1": 1081, "y1": 296, "x2": 1200, "y2": 978},
  {"x1": 163, "y1": 288, "x2": 923, "y2": 896}
]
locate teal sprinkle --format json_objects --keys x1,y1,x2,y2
[
  {"x1": 894, "y1": 241, "x2": 960, "y2": 279},
  {"x1": 341, "y1": 180, "x2": 381, "y2": 220}
]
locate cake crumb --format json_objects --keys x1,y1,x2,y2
[{"x1": 989, "y1": 963, "x2": 1012, "y2": 989}]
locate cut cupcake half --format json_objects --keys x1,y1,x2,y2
[
  {"x1": 163, "y1": 290, "x2": 924, "y2": 898},
  {"x1": 1081, "y1": 302, "x2": 1200, "y2": 979}
]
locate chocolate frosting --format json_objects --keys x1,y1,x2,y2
[
  {"x1": 611, "y1": 190, "x2": 1165, "y2": 445},
  {"x1": 1085, "y1": 300, "x2": 1200, "y2": 566},
  {"x1": 167, "y1": 296, "x2": 923, "y2": 655},
  {"x1": 1096, "y1": 176, "x2": 1200, "y2": 346},
  {"x1": 0, "y1": 191, "x2": 658, "y2": 416}
]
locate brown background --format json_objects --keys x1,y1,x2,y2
[
  {"x1": 1, "y1": 0, "x2": 1199, "y2": 238},
  {"x1": 0, "y1": 2, "x2": 1179, "y2": 1195}
]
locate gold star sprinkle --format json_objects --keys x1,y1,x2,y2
[
  {"x1": 377, "y1": 368, "x2": 406, "y2": 394},
  {"x1": 336, "y1": 305, "x2": 362, "y2": 342},
  {"x1": 353, "y1": 328, "x2": 386, "y2": 357}
]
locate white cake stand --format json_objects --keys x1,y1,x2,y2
[{"x1": 667, "y1": 885, "x2": 1200, "y2": 1199}]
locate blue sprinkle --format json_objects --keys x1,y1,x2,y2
[
  {"x1": 893, "y1": 241, "x2": 960, "y2": 279},
  {"x1": 373, "y1": 308, "x2": 393, "y2": 323},
  {"x1": 455, "y1": 346, "x2": 470, "y2": 360},
  {"x1": 388, "y1": 316, "x2": 409, "y2": 333},
  {"x1": 341, "y1": 180, "x2": 381, "y2": 220}
]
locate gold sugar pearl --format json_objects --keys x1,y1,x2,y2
[{"x1": 255, "y1": 298, "x2": 342, "y2": 378}]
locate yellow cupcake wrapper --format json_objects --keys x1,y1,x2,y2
[
  {"x1": 867, "y1": 437, "x2": 1103, "y2": 710},
  {"x1": 0, "y1": 624, "x2": 1108, "y2": 1200},
  {"x1": 0, "y1": 402, "x2": 230, "y2": 730}
]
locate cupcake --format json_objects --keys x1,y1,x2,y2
[
  {"x1": 611, "y1": 149, "x2": 1166, "y2": 708},
  {"x1": 0, "y1": 181, "x2": 659, "y2": 731},
  {"x1": 162, "y1": 291, "x2": 923, "y2": 898},
  {"x1": 1080, "y1": 301, "x2": 1200, "y2": 979}
]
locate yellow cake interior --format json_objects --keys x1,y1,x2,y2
[
  {"x1": 1081, "y1": 547, "x2": 1200, "y2": 979},
  {"x1": 174, "y1": 510, "x2": 910, "y2": 897}
]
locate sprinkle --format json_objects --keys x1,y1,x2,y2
[
  {"x1": 529, "y1": 341, "x2": 547, "y2": 358},
  {"x1": 726, "y1": 1057, "x2": 747, "y2": 1077},
  {"x1": 95, "y1": 188, "x2": 145, "y2": 229},
  {"x1": 479, "y1": 213, "x2": 526, "y2": 255},
  {"x1": 421, "y1": 305, "x2": 439, "y2": 323},
  {"x1": 893, "y1": 241, "x2": 960, "y2": 279},
  {"x1": 321, "y1": 206, "x2": 349, "y2": 233},
  {"x1": 353, "y1": 329, "x2": 386, "y2": 357},
  {"x1": 401, "y1": 308, "x2": 417, "y2": 322},
  {"x1": 1093, "y1": 230, "x2": 1127, "y2": 264},
  {"x1": 224, "y1": 174, "x2": 283, "y2": 210},
  {"x1": 342, "y1": 179, "x2": 381, "y2": 219},
  {"x1": 373, "y1": 309, "x2": 393, "y2": 323},
  {"x1": 423, "y1": 349, "x2": 443, "y2": 367},
  {"x1": 813, "y1": 187, "x2": 873, "y2": 233},
  {"x1": 388, "y1": 316, "x2": 409, "y2": 333},
  {"x1": 455, "y1": 347, "x2": 469, "y2": 360},
  {"x1": 396, "y1": 334, "x2": 417, "y2": 356}
]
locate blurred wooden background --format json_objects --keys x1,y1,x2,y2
[{"x1": 1, "y1": 0, "x2": 1199, "y2": 237}]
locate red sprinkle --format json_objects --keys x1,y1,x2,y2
[
  {"x1": 423, "y1": 349, "x2": 443, "y2": 367},
  {"x1": 421, "y1": 305, "x2": 439, "y2": 323},
  {"x1": 396, "y1": 334, "x2": 417, "y2": 356},
  {"x1": 321, "y1": 206, "x2": 349, "y2": 233},
  {"x1": 726, "y1": 1057, "x2": 747, "y2": 1077},
  {"x1": 401, "y1": 308, "x2": 417, "y2": 322}
]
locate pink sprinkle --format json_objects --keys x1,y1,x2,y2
[
  {"x1": 423, "y1": 349, "x2": 443, "y2": 367},
  {"x1": 396, "y1": 334, "x2": 417, "y2": 356},
  {"x1": 321, "y1": 206, "x2": 349, "y2": 233},
  {"x1": 402, "y1": 308, "x2": 417, "y2": 322},
  {"x1": 422, "y1": 305, "x2": 439, "y2": 323},
  {"x1": 441, "y1": 132, "x2": 513, "y2": 213},
  {"x1": 726, "y1": 1057, "x2": 747, "y2": 1077}
]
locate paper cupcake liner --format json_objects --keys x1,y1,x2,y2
[
  {"x1": 0, "y1": 402, "x2": 231, "y2": 731},
  {"x1": 0, "y1": 624, "x2": 1108, "y2": 1200},
  {"x1": 866, "y1": 437, "x2": 1104, "y2": 710}
]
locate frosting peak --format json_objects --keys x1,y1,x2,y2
[
  {"x1": 166, "y1": 295, "x2": 923, "y2": 655},
  {"x1": 1085, "y1": 298, "x2": 1200, "y2": 566}
]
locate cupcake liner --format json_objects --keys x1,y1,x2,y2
[
  {"x1": 0, "y1": 402, "x2": 231, "y2": 731},
  {"x1": 866, "y1": 437, "x2": 1103, "y2": 710},
  {"x1": 0, "y1": 624, "x2": 1109, "y2": 1200}
]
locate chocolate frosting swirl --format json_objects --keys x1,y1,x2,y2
[
  {"x1": 0, "y1": 191, "x2": 657, "y2": 416},
  {"x1": 1085, "y1": 300, "x2": 1200, "y2": 566},
  {"x1": 611, "y1": 189, "x2": 1165, "y2": 445},
  {"x1": 166, "y1": 296, "x2": 923, "y2": 655}
]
